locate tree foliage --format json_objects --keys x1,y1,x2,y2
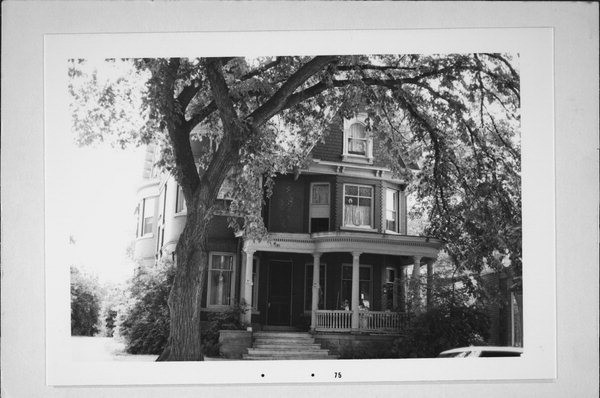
[
  {"x1": 69, "y1": 54, "x2": 520, "y2": 360},
  {"x1": 70, "y1": 266, "x2": 102, "y2": 336}
]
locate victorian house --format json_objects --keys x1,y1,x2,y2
[{"x1": 133, "y1": 113, "x2": 443, "y2": 356}]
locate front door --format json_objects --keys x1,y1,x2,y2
[{"x1": 267, "y1": 260, "x2": 293, "y2": 325}]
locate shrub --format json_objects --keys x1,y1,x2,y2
[
  {"x1": 392, "y1": 288, "x2": 490, "y2": 358},
  {"x1": 201, "y1": 303, "x2": 248, "y2": 357},
  {"x1": 70, "y1": 266, "x2": 102, "y2": 336},
  {"x1": 119, "y1": 258, "x2": 175, "y2": 354}
]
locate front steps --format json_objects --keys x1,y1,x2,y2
[{"x1": 243, "y1": 332, "x2": 338, "y2": 360}]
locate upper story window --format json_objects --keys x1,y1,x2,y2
[
  {"x1": 310, "y1": 182, "x2": 330, "y2": 233},
  {"x1": 342, "y1": 114, "x2": 373, "y2": 164},
  {"x1": 343, "y1": 184, "x2": 373, "y2": 229},
  {"x1": 175, "y1": 185, "x2": 186, "y2": 214},
  {"x1": 141, "y1": 197, "x2": 155, "y2": 236},
  {"x1": 208, "y1": 253, "x2": 235, "y2": 307},
  {"x1": 385, "y1": 188, "x2": 399, "y2": 233}
]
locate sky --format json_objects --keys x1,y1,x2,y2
[{"x1": 65, "y1": 143, "x2": 146, "y2": 284}]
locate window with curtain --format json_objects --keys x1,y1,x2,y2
[
  {"x1": 347, "y1": 123, "x2": 367, "y2": 155},
  {"x1": 208, "y1": 253, "x2": 234, "y2": 306},
  {"x1": 340, "y1": 265, "x2": 372, "y2": 310},
  {"x1": 385, "y1": 188, "x2": 399, "y2": 232},
  {"x1": 343, "y1": 184, "x2": 373, "y2": 228},
  {"x1": 142, "y1": 197, "x2": 155, "y2": 235}
]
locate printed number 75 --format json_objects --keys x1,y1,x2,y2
[{"x1": 334, "y1": 372, "x2": 342, "y2": 378}]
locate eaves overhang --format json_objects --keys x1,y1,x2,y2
[{"x1": 244, "y1": 231, "x2": 442, "y2": 260}]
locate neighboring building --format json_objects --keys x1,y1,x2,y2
[{"x1": 133, "y1": 113, "x2": 442, "y2": 337}]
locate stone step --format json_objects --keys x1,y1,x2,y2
[
  {"x1": 253, "y1": 332, "x2": 312, "y2": 339},
  {"x1": 243, "y1": 354, "x2": 337, "y2": 360},
  {"x1": 246, "y1": 349, "x2": 331, "y2": 356},
  {"x1": 253, "y1": 343, "x2": 323, "y2": 350},
  {"x1": 253, "y1": 338, "x2": 316, "y2": 345}
]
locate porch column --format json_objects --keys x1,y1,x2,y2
[
  {"x1": 243, "y1": 249, "x2": 255, "y2": 326},
  {"x1": 310, "y1": 252, "x2": 322, "y2": 331},
  {"x1": 397, "y1": 266, "x2": 405, "y2": 312},
  {"x1": 411, "y1": 256, "x2": 422, "y2": 312},
  {"x1": 426, "y1": 260, "x2": 434, "y2": 310},
  {"x1": 351, "y1": 251, "x2": 361, "y2": 330}
]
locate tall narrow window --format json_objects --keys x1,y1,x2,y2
[
  {"x1": 340, "y1": 264, "x2": 372, "y2": 310},
  {"x1": 208, "y1": 253, "x2": 235, "y2": 306},
  {"x1": 343, "y1": 184, "x2": 373, "y2": 228},
  {"x1": 142, "y1": 197, "x2": 155, "y2": 236},
  {"x1": 175, "y1": 185, "x2": 186, "y2": 213},
  {"x1": 304, "y1": 263, "x2": 326, "y2": 311},
  {"x1": 385, "y1": 188, "x2": 399, "y2": 232},
  {"x1": 310, "y1": 183, "x2": 330, "y2": 232},
  {"x1": 347, "y1": 123, "x2": 367, "y2": 156}
]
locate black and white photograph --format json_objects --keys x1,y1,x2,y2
[
  {"x1": 2, "y1": 2, "x2": 597, "y2": 396},
  {"x1": 66, "y1": 53, "x2": 522, "y2": 363}
]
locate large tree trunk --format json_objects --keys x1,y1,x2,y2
[{"x1": 157, "y1": 199, "x2": 210, "y2": 361}]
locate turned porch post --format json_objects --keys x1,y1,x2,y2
[
  {"x1": 310, "y1": 252, "x2": 322, "y2": 331},
  {"x1": 243, "y1": 249, "x2": 255, "y2": 325},
  {"x1": 351, "y1": 251, "x2": 362, "y2": 330},
  {"x1": 426, "y1": 260, "x2": 434, "y2": 310},
  {"x1": 411, "y1": 256, "x2": 422, "y2": 312}
]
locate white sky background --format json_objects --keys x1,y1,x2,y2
[{"x1": 65, "y1": 143, "x2": 145, "y2": 284}]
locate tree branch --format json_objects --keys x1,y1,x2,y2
[{"x1": 248, "y1": 56, "x2": 338, "y2": 126}]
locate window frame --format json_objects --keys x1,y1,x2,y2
[
  {"x1": 342, "y1": 183, "x2": 375, "y2": 230},
  {"x1": 309, "y1": 182, "x2": 331, "y2": 233},
  {"x1": 206, "y1": 252, "x2": 237, "y2": 309},
  {"x1": 141, "y1": 197, "x2": 156, "y2": 237},
  {"x1": 385, "y1": 187, "x2": 400, "y2": 233},
  {"x1": 304, "y1": 262, "x2": 327, "y2": 312},
  {"x1": 341, "y1": 263, "x2": 372, "y2": 310},
  {"x1": 175, "y1": 184, "x2": 187, "y2": 215},
  {"x1": 342, "y1": 114, "x2": 373, "y2": 163}
]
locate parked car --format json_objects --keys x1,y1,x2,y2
[{"x1": 438, "y1": 346, "x2": 523, "y2": 358}]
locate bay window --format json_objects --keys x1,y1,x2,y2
[
  {"x1": 208, "y1": 253, "x2": 235, "y2": 307},
  {"x1": 343, "y1": 184, "x2": 373, "y2": 228}
]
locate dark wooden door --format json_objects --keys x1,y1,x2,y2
[{"x1": 267, "y1": 261, "x2": 293, "y2": 325}]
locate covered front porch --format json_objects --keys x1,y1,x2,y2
[{"x1": 240, "y1": 232, "x2": 442, "y2": 333}]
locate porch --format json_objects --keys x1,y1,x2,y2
[{"x1": 241, "y1": 232, "x2": 442, "y2": 333}]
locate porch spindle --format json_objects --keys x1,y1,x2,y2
[
  {"x1": 243, "y1": 250, "x2": 255, "y2": 326},
  {"x1": 310, "y1": 253, "x2": 321, "y2": 331},
  {"x1": 351, "y1": 252, "x2": 361, "y2": 330}
]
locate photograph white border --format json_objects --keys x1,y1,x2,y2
[
  {"x1": 44, "y1": 27, "x2": 555, "y2": 386},
  {"x1": 3, "y1": 2, "x2": 597, "y2": 396}
]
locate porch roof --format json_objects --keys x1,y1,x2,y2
[{"x1": 243, "y1": 231, "x2": 442, "y2": 260}]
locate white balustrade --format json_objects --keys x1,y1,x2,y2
[{"x1": 314, "y1": 310, "x2": 408, "y2": 333}]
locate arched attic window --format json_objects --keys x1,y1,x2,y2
[{"x1": 342, "y1": 114, "x2": 373, "y2": 164}]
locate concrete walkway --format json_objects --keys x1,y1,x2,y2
[{"x1": 70, "y1": 336, "x2": 158, "y2": 362}]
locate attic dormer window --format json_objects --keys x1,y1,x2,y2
[{"x1": 342, "y1": 114, "x2": 373, "y2": 164}]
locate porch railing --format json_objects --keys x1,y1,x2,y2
[
  {"x1": 314, "y1": 310, "x2": 352, "y2": 331},
  {"x1": 314, "y1": 310, "x2": 409, "y2": 333}
]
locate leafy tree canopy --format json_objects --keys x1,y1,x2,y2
[{"x1": 69, "y1": 54, "x2": 520, "y2": 274}]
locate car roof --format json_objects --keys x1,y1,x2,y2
[{"x1": 440, "y1": 346, "x2": 524, "y2": 354}]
